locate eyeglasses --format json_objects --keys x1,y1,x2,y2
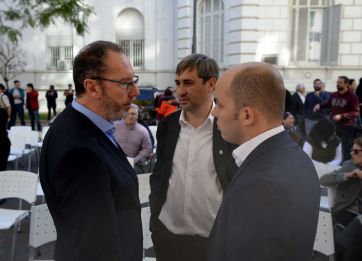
[
  {"x1": 351, "y1": 149, "x2": 362, "y2": 155},
  {"x1": 91, "y1": 76, "x2": 139, "y2": 93}
]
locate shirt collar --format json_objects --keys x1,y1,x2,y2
[
  {"x1": 232, "y1": 125, "x2": 285, "y2": 167},
  {"x1": 179, "y1": 103, "x2": 215, "y2": 128},
  {"x1": 72, "y1": 100, "x2": 114, "y2": 134}
]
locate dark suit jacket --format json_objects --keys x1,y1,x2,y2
[
  {"x1": 149, "y1": 110, "x2": 237, "y2": 231},
  {"x1": 209, "y1": 131, "x2": 320, "y2": 261},
  {"x1": 39, "y1": 106, "x2": 142, "y2": 261},
  {"x1": 292, "y1": 93, "x2": 305, "y2": 117}
]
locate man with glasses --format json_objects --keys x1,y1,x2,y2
[
  {"x1": 320, "y1": 136, "x2": 362, "y2": 261},
  {"x1": 39, "y1": 41, "x2": 143, "y2": 261},
  {"x1": 149, "y1": 54, "x2": 237, "y2": 261}
]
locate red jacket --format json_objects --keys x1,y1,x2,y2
[{"x1": 26, "y1": 90, "x2": 39, "y2": 110}]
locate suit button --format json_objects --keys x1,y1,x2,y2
[{"x1": 219, "y1": 150, "x2": 223, "y2": 155}]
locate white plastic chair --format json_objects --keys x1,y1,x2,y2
[
  {"x1": 0, "y1": 170, "x2": 39, "y2": 261},
  {"x1": 141, "y1": 207, "x2": 153, "y2": 259},
  {"x1": 8, "y1": 130, "x2": 35, "y2": 170},
  {"x1": 138, "y1": 173, "x2": 151, "y2": 205},
  {"x1": 29, "y1": 204, "x2": 56, "y2": 261},
  {"x1": 313, "y1": 210, "x2": 335, "y2": 258}
]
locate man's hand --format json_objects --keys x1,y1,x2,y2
[
  {"x1": 344, "y1": 169, "x2": 362, "y2": 180},
  {"x1": 313, "y1": 104, "x2": 320, "y2": 113},
  {"x1": 332, "y1": 114, "x2": 342, "y2": 121}
]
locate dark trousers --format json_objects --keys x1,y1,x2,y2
[
  {"x1": 336, "y1": 126, "x2": 356, "y2": 162},
  {"x1": 151, "y1": 219, "x2": 209, "y2": 261},
  {"x1": 335, "y1": 213, "x2": 362, "y2": 261},
  {"x1": 28, "y1": 109, "x2": 42, "y2": 131},
  {"x1": 47, "y1": 104, "x2": 57, "y2": 120},
  {"x1": 10, "y1": 103, "x2": 25, "y2": 126}
]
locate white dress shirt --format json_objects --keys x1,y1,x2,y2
[
  {"x1": 159, "y1": 110, "x2": 222, "y2": 237},
  {"x1": 297, "y1": 92, "x2": 306, "y2": 104},
  {"x1": 232, "y1": 126, "x2": 285, "y2": 167}
]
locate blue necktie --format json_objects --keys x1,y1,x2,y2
[{"x1": 106, "y1": 128, "x2": 118, "y2": 147}]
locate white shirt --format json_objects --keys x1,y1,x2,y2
[
  {"x1": 159, "y1": 110, "x2": 222, "y2": 237},
  {"x1": 232, "y1": 125, "x2": 285, "y2": 167},
  {"x1": 297, "y1": 92, "x2": 306, "y2": 104},
  {"x1": 302, "y1": 141, "x2": 342, "y2": 166}
]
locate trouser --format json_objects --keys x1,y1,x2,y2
[
  {"x1": 10, "y1": 103, "x2": 25, "y2": 126},
  {"x1": 28, "y1": 109, "x2": 42, "y2": 131},
  {"x1": 335, "y1": 214, "x2": 362, "y2": 261},
  {"x1": 47, "y1": 104, "x2": 57, "y2": 120},
  {"x1": 336, "y1": 125, "x2": 356, "y2": 162},
  {"x1": 151, "y1": 219, "x2": 209, "y2": 261}
]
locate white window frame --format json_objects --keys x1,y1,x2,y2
[
  {"x1": 198, "y1": 0, "x2": 224, "y2": 65},
  {"x1": 46, "y1": 35, "x2": 73, "y2": 70}
]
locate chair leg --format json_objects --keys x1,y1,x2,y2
[{"x1": 10, "y1": 224, "x2": 17, "y2": 261}]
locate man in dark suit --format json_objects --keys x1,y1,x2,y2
[
  {"x1": 149, "y1": 54, "x2": 237, "y2": 261},
  {"x1": 291, "y1": 83, "x2": 306, "y2": 137},
  {"x1": 39, "y1": 41, "x2": 143, "y2": 261},
  {"x1": 209, "y1": 62, "x2": 320, "y2": 261}
]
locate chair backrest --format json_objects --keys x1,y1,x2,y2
[
  {"x1": 138, "y1": 173, "x2": 151, "y2": 204},
  {"x1": 26, "y1": 131, "x2": 40, "y2": 146},
  {"x1": 41, "y1": 126, "x2": 50, "y2": 141},
  {"x1": 29, "y1": 204, "x2": 57, "y2": 248},
  {"x1": 141, "y1": 207, "x2": 152, "y2": 249},
  {"x1": 0, "y1": 171, "x2": 38, "y2": 203},
  {"x1": 313, "y1": 210, "x2": 335, "y2": 256},
  {"x1": 10, "y1": 126, "x2": 32, "y2": 135},
  {"x1": 8, "y1": 132, "x2": 27, "y2": 151}
]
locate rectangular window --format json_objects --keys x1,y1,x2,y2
[
  {"x1": 290, "y1": 0, "x2": 339, "y2": 65},
  {"x1": 117, "y1": 38, "x2": 144, "y2": 69},
  {"x1": 46, "y1": 35, "x2": 73, "y2": 70}
]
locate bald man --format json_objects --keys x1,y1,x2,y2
[{"x1": 209, "y1": 63, "x2": 320, "y2": 261}]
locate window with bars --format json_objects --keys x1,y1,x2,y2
[
  {"x1": 199, "y1": 0, "x2": 224, "y2": 65},
  {"x1": 116, "y1": 9, "x2": 144, "y2": 69},
  {"x1": 290, "y1": 0, "x2": 341, "y2": 65},
  {"x1": 46, "y1": 36, "x2": 73, "y2": 70}
]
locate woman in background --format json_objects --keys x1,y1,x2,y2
[{"x1": 303, "y1": 118, "x2": 342, "y2": 166}]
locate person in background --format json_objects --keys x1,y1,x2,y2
[
  {"x1": 0, "y1": 83, "x2": 11, "y2": 205},
  {"x1": 209, "y1": 62, "x2": 320, "y2": 261},
  {"x1": 303, "y1": 118, "x2": 342, "y2": 166},
  {"x1": 320, "y1": 136, "x2": 362, "y2": 261},
  {"x1": 64, "y1": 83, "x2": 74, "y2": 107},
  {"x1": 39, "y1": 41, "x2": 142, "y2": 261},
  {"x1": 291, "y1": 83, "x2": 306, "y2": 137},
  {"x1": 348, "y1": 79, "x2": 357, "y2": 93},
  {"x1": 304, "y1": 78, "x2": 329, "y2": 135},
  {"x1": 155, "y1": 87, "x2": 178, "y2": 121},
  {"x1": 26, "y1": 83, "x2": 42, "y2": 131},
  {"x1": 149, "y1": 54, "x2": 237, "y2": 261},
  {"x1": 9, "y1": 80, "x2": 25, "y2": 126},
  {"x1": 114, "y1": 104, "x2": 152, "y2": 165},
  {"x1": 45, "y1": 85, "x2": 58, "y2": 120},
  {"x1": 314, "y1": 76, "x2": 359, "y2": 162},
  {"x1": 282, "y1": 111, "x2": 304, "y2": 146}
]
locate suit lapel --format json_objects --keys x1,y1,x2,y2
[{"x1": 68, "y1": 107, "x2": 138, "y2": 185}]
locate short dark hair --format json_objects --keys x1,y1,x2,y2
[
  {"x1": 354, "y1": 136, "x2": 362, "y2": 147},
  {"x1": 26, "y1": 83, "x2": 34, "y2": 90},
  {"x1": 313, "y1": 79, "x2": 322, "y2": 84},
  {"x1": 50, "y1": 85, "x2": 55, "y2": 89},
  {"x1": 14, "y1": 80, "x2": 19, "y2": 84},
  {"x1": 0, "y1": 83, "x2": 5, "y2": 91},
  {"x1": 176, "y1": 54, "x2": 219, "y2": 82},
  {"x1": 229, "y1": 63, "x2": 286, "y2": 122},
  {"x1": 309, "y1": 118, "x2": 335, "y2": 143},
  {"x1": 73, "y1": 41, "x2": 124, "y2": 98},
  {"x1": 338, "y1": 76, "x2": 349, "y2": 84},
  {"x1": 348, "y1": 79, "x2": 355, "y2": 85}
]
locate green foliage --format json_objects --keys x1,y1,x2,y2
[{"x1": 0, "y1": 0, "x2": 95, "y2": 43}]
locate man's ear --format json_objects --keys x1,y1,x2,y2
[
  {"x1": 83, "y1": 79, "x2": 100, "y2": 98},
  {"x1": 208, "y1": 78, "x2": 217, "y2": 93},
  {"x1": 240, "y1": 106, "x2": 255, "y2": 126}
]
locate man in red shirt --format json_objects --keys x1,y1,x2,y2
[{"x1": 314, "y1": 76, "x2": 359, "y2": 161}]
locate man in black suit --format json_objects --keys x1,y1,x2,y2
[
  {"x1": 149, "y1": 54, "x2": 237, "y2": 261},
  {"x1": 209, "y1": 62, "x2": 320, "y2": 261},
  {"x1": 39, "y1": 41, "x2": 143, "y2": 261},
  {"x1": 291, "y1": 83, "x2": 306, "y2": 137}
]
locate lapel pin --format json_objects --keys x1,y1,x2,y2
[{"x1": 219, "y1": 150, "x2": 223, "y2": 155}]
